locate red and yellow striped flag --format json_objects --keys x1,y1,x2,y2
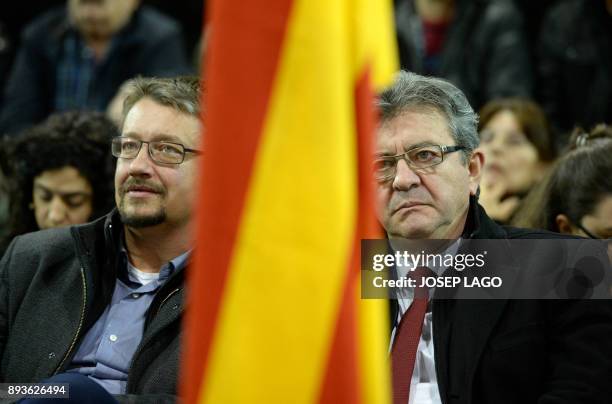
[{"x1": 181, "y1": 0, "x2": 397, "y2": 402}]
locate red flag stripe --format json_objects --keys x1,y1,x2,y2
[{"x1": 181, "y1": 0, "x2": 295, "y2": 402}]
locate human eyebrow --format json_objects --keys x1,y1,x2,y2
[
  {"x1": 150, "y1": 133, "x2": 184, "y2": 144},
  {"x1": 33, "y1": 183, "x2": 52, "y2": 194},
  {"x1": 403, "y1": 141, "x2": 436, "y2": 151},
  {"x1": 121, "y1": 132, "x2": 184, "y2": 144},
  {"x1": 376, "y1": 142, "x2": 435, "y2": 158}
]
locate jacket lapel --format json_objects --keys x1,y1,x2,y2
[
  {"x1": 434, "y1": 198, "x2": 516, "y2": 403},
  {"x1": 434, "y1": 298, "x2": 509, "y2": 404},
  {"x1": 140, "y1": 287, "x2": 184, "y2": 349}
]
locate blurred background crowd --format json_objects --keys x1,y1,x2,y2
[{"x1": 0, "y1": 0, "x2": 610, "y2": 254}]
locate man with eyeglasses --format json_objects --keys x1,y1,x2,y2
[
  {"x1": 0, "y1": 76, "x2": 202, "y2": 403},
  {"x1": 377, "y1": 71, "x2": 612, "y2": 404}
]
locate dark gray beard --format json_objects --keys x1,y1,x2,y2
[
  {"x1": 118, "y1": 192, "x2": 167, "y2": 228},
  {"x1": 117, "y1": 179, "x2": 167, "y2": 228},
  {"x1": 119, "y1": 209, "x2": 167, "y2": 228}
]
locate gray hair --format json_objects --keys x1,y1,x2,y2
[
  {"x1": 377, "y1": 71, "x2": 479, "y2": 161},
  {"x1": 121, "y1": 76, "x2": 202, "y2": 127}
]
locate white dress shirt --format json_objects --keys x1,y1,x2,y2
[{"x1": 389, "y1": 240, "x2": 460, "y2": 404}]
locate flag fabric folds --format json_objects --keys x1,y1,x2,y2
[{"x1": 181, "y1": 0, "x2": 397, "y2": 402}]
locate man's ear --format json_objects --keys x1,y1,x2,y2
[
  {"x1": 468, "y1": 149, "x2": 484, "y2": 196},
  {"x1": 555, "y1": 214, "x2": 574, "y2": 234}
]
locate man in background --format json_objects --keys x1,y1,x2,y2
[
  {"x1": 0, "y1": 0, "x2": 192, "y2": 135},
  {"x1": 394, "y1": 0, "x2": 532, "y2": 110}
]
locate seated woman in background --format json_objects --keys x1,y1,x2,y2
[
  {"x1": 478, "y1": 98, "x2": 557, "y2": 223},
  {"x1": 0, "y1": 111, "x2": 116, "y2": 255},
  {"x1": 513, "y1": 124, "x2": 612, "y2": 241}
]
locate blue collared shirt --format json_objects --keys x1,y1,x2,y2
[{"x1": 67, "y1": 242, "x2": 190, "y2": 394}]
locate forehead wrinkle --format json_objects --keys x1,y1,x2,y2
[
  {"x1": 377, "y1": 108, "x2": 455, "y2": 161},
  {"x1": 414, "y1": 119, "x2": 453, "y2": 145}
]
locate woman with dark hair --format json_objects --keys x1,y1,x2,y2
[
  {"x1": 513, "y1": 124, "x2": 612, "y2": 241},
  {"x1": 477, "y1": 97, "x2": 557, "y2": 223},
  {"x1": 1, "y1": 111, "x2": 116, "y2": 254}
]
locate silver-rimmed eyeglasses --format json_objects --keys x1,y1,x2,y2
[
  {"x1": 374, "y1": 144, "x2": 465, "y2": 182},
  {"x1": 111, "y1": 137, "x2": 202, "y2": 165}
]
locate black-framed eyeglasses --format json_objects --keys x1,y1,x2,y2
[
  {"x1": 374, "y1": 144, "x2": 465, "y2": 182},
  {"x1": 111, "y1": 137, "x2": 202, "y2": 165}
]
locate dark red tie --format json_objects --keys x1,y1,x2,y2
[{"x1": 391, "y1": 266, "x2": 431, "y2": 404}]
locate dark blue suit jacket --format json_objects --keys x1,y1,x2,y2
[{"x1": 0, "y1": 6, "x2": 192, "y2": 135}]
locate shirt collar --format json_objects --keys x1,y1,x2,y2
[
  {"x1": 392, "y1": 238, "x2": 461, "y2": 279},
  {"x1": 117, "y1": 231, "x2": 191, "y2": 285}
]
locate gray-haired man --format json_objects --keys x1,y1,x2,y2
[{"x1": 376, "y1": 71, "x2": 612, "y2": 404}]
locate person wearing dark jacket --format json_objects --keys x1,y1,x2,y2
[
  {"x1": 375, "y1": 71, "x2": 612, "y2": 404},
  {"x1": 0, "y1": 0, "x2": 192, "y2": 135},
  {"x1": 0, "y1": 76, "x2": 202, "y2": 403},
  {"x1": 0, "y1": 111, "x2": 117, "y2": 257},
  {"x1": 394, "y1": 0, "x2": 533, "y2": 111},
  {"x1": 537, "y1": 0, "x2": 612, "y2": 141}
]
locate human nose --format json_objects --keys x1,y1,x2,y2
[
  {"x1": 127, "y1": 142, "x2": 155, "y2": 175},
  {"x1": 47, "y1": 197, "x2": 69, "y2": 226},
  {"x1": 392, "y1": 156, "x2": 421, "y2": 191}
]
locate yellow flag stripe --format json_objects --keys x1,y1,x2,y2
[{"x1": 199, "y1": 0, "x2": 397, "y2": 401}]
